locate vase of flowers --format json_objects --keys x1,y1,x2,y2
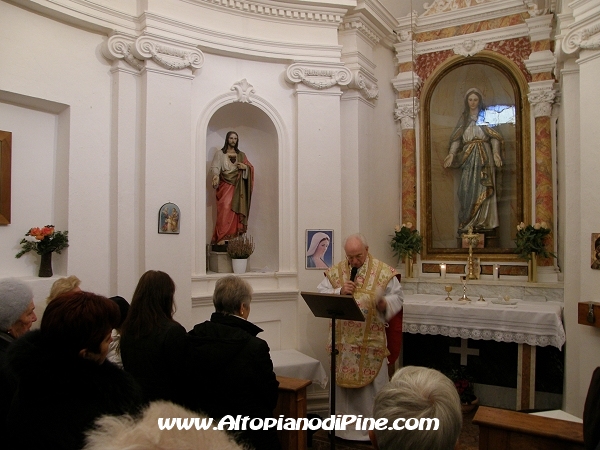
[
  {"x1": 227, "y1": 234, "x2": 255, "y2": 274},
  {"x1": 390, "y1": 222, "x2": 422, "y2": 278},
  {"x1": 15, "y1": 225, "x2": 69, "y2": 277},
  {"x1": 514, "y1": 222, "x2": 556, "y2": 282}
]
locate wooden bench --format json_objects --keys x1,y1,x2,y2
[
  {"x1": 473, "y1": 406, "x2": 584, "y2": 450},
  {"x1": 275, "y1": 375, "x2": 312, "y2": 450}
]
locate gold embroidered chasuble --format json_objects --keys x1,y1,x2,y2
[{"x1": 325, "y1": 254, "x2": 396, "y2": 388}]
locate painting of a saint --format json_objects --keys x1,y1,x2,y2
[
  {"x1": 158, "y1": 203, "x2": 180, "y2": 234},
  {"x1": 306, "y1": 230, "x2": 333, "y2": 269}
]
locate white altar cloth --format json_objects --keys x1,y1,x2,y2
[
  {"x1": 270, "y1": 349, "x2": 328, "y2": 389},
  {"x1": 402, "y1": 294, "x2": 565, "y2": 349}
]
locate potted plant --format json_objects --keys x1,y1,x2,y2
[
  {"x1": 447, "y1": 366, "x2": 478, "y2": 413},
  {"x1": 227, "y1": 234, "x2": 255, "y2": 274},
  {"x1": 514, "y1": 221, "x2": 556, "y2": 282},
  {"x1": 15, "y1": 225, "x2": 69, "y2": 277},
  {"x1": 390, "y1": 222, "x2": 422, "y2": 278}
]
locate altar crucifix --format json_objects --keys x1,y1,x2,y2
[{"x1": 462, "y1": 227, "x2": 480, "y2": 280}]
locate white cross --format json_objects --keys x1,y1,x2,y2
[{"x1": 449, "y1": 338, "x2": 480, "y2": 365}]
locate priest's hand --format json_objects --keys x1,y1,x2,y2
[{"x1": 340, "y1": 281, "x2": 356, "y2": 295}]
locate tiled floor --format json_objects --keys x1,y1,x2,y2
[{"x1": 310, "y1": 407, "x2": 480, "y2": 449}]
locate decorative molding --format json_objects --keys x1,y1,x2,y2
[
  {"x1": 423, "y1": 0, "x2": 495, "y2": 16},
  {"x1": 231, "y1": 79, "x2": 255, "y2": 103},
  {"x1": 417, "y1": 0, "x2": 527, "y2": 33},
  {"x1": 453, "y1": 38, "x2": 486, "y2": 56},
  {"x1": 285, "y1": 63, "x2": 352, "y2": 90},
  {"x1": 525, "y1": 13, "x2": 554, "y2": 42},
  {"x1": 132, "y1": 36, "x2": 204, "y2": 71},
  {"x1": 394, "y1": 98, "x2": 420, "y2": 130},
  {"x1": 524, "y1": 50, "x2": 555, "y2": 75},
  {"x1": 415, "y1": 23, "x2": 529, "y2": 56},
  {"x1": 524, "y1": 0, "x2": 549, "y2": 17},
  {"x1": 563, "y1": 19, "x2": 600, "y2": 54},
  {"x1": 528, "y1": 81, "x2": 556, "y2": 118},
  {"x1": 391, "y1": 71, "x2": 422, "y2": 94},
  {"x1": 192, "y1": 290, "x2": 299, "y2": 308},
  {"x1": 340, "y1": 17, "x2": 380, "y2": 46},
  {"x1": 192, "y1": 0, "x2": 345, "y2": 26},
  {"x1": 347, "y1": 70, "x2": 379, "y2": 100},
  {"x1": 102, "y1": 34, "x2": 144, "y2": 71}
]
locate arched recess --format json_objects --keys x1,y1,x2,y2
[
  {"x1": 419, "y1": 51, "x2": 531, "y2": 262},
  {"x1": 194, "y1": 92, "x2": 296, "y2": 277}
]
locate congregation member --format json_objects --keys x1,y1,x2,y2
[
  {"x1": 188, "y1": 275, "x2": 280, "y2": 450},
  {"x1": 0, "y1": 278, "x2": 37, "y2": 358},
  {"x1": 46, "y1": 275, "x2": 82, "y2": 303},
  {"x1": 584, "y1": 367, "x2": 600, "y2": 450},
  {"x1": 2, "y1": 291, "x2": 142, "y2": 450},
  {"x1": 84, "y1": 400, "x2": 246, "y2": 450},
  {"x1": 317, "y1": 233, "x2": 403, "y2": 441},
  {"x1": 0, "y1": 278, "x2": 37, "y2": 438},
  {"x1": 106, "y1": 295, "x2": 130, "y2": 368},
  {"x1": 120, "y1": 270, "x2": 191, "y2": 407},
  {"x1": 370, "y1": 366, "x2": 462, "y2": 450}
]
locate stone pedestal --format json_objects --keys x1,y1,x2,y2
[{"x1": 208, "y1": 251, "x2": 232, "y2": 273}]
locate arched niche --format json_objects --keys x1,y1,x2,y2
[
  {"x1": 420, "y1": 53, "x2": 531, "y2": 262},
  {"x1": 206, "y1": 102, "x2": 279, "y2": 272}
]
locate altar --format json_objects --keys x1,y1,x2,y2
[{"x1": 402, "y1": 294, "x2": 565, "y2": 410}]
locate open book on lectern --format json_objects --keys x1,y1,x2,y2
[{"x1": 300, "y1": 291, "x2": 365, "y2": 322}]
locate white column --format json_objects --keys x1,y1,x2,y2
[{"x1": 285, "y1": 63, "x2": 351, "y2": 280}]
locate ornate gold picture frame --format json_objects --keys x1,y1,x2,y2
[{"x1": 420, "y1": 54, "x2": 531, "y2": 261}]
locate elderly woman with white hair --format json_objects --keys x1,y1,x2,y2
[{"x1": 0, "y1": 278, "x2": 37, "y2": 356}]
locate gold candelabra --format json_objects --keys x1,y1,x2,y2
[{"x1": 462, "y1": 227, "x2": 480, "y2": 280}]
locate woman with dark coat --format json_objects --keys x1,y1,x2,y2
[
  {"x1": 2, "y1": 291, "x2": 142, "y2": 450},
  {"x1": 120, "y1": 270, "x2": 191, "y2": 407},
  {"x1": 188, "y1": 275, "x2": 280, "y2": 450}
]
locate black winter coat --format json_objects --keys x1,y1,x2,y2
[
  {"x1": 188, "y1": 312, "x2": 280, "y2": 449},
  {"x1": 1, "y1": 330, "x2": 143, "y2": 450},
  {"x1": 120, "y1": 319, "x2": 190, "y2": 407}
]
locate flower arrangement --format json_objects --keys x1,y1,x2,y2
[
  {"x1": 390, "y1": 222, "x2": 422, "y2": 261},
  {"x1": 15, "y1": 225, "x2": 69, "y2": 258},
  {"x1": 227, "y1": 234, "x2": 255, "y2": 259},
  {"x1": 447, "y1": 366, "x2": 476, "y2": 405},
  {"x1": 514, "y1": 222, "x2": 556, "y2": 260}
]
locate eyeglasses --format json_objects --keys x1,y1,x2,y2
[{"x1": 346, "y1": 254, "x2": 364, "y2": 262}]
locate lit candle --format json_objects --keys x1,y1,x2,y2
[
  {"x1": 440, "y1": 263, "x2": 446, "y2": 279},
  {"x1": 493, "y1": 264, "x2": 500, "y2": 280}
]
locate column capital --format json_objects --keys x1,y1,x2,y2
[
  {"x1": 527, "y1": 81, "x2": 556, "y2": 118},
  {"x1": 346, "y1": 69, "x2": 379, "y2": 101},
  {"x1": 562, "y1": 18, "x2": 600, "y2": 55},
  {"x1": 102, "y1": 33, "x2": 204, "y2": 76},
  {"x1": 394, "y1": 98, "x2": 420, "y2": 130},
  {"x1": 285, "y1": 63, "x2": 352, "y2": 90},
  {"x1": 392, "y1": 71, "x2": 422, "y2": 94}
]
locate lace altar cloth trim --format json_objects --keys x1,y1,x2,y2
[{"x1": 403, "y1": 323, "x2": 565, "y2": 348}]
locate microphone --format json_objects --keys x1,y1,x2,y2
[{"x1": 350, "y1": 267, "x2": 358, "y2": 282}]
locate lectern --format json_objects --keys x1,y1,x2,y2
[{"x1": 301, "y1": 291, "x2": 365, "y2": 450}]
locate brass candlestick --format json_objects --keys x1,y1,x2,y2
[
  {"x1": 460, "y1": 275, "x2": 470, "y2": 301},
  {"x1": 462, "y1": 227, "x2": 480, "y2": 280}
]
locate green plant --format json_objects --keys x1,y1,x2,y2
[
  {"x1": 514, "y1": 222, "x2": 556, "y2": 260},
  {"x1": 15, "y1": 225, "x2": 69, "y2": 258},
  {"x1": 390, "y1": 222, "x2": 422, "y2": 261},
  {"x1": 227, "y1": 234, "x2": 255, "y2": 259}
]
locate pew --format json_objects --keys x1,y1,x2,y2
[
  {"x1": 473, "y1": 406, "x2": 584, "y2": 450},
  {"x1": 275, "y1": 376, "x2": 312, "y2": 450}
]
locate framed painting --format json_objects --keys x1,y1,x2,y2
[
  {"x1": 0, "y1": 130, "x2": 11, "y2": 225},
  {"x1": 421, "y1": 54, "x2": 531, "y2": 261},
  {"x1": 306, "y1": 229, "x2": 333, "y2": 269},
  {"x1": 158, "y1": 203, "x2": 180, "y2": 234},
  {"x1": 592, "y1": 233, "x2": 600, "y2": 269}
]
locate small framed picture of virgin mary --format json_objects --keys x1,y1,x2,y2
[
  {"x1": 158, "y1": 203, "x2": 180, "y2": 234},
  {"x1": 306, "y1": 229, "x2": 333, "y2": 269}
]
